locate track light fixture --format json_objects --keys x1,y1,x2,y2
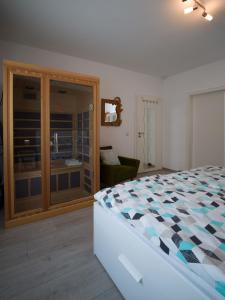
[
  {"x1": 184, "y1": 5, "x2": 198, "y2": 15},
  {"x1": 182, "y1": 0, "x2": 213, "y2": 21},
  {"x1": 202, "y1": 11, "x2": 213, "y2": 21}
]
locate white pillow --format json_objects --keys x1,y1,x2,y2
[{"x1": 100, "y1": 149, "x2": 120, "y2": 165}]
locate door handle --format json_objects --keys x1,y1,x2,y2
[
  {"x1": 118, "y1": 254, "x2": 143, "y2": 283},
  {"x1": 138, "y1": 132, "x2": 144, "y2": 138}
]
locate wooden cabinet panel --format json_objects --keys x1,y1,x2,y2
[{"x1": 3, "y1": 60, "x2": 100, "y2": 227}]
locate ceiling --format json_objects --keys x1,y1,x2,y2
[{"x1": 1, "y1": 0, "x2": 225, "y2": 78}]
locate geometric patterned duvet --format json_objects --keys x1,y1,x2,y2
[{"x1": 94, "y1": 166, "x2": 225, "y2": 298}]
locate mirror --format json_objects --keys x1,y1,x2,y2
[{"x1": 101, "y1": 97, "x2": 123, "y2": 126}]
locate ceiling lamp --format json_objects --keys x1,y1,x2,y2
[
  {"x1": 182, "y1": 0, "x2": 214, "y2": 21},
  {"x1": 202, "y1": 11, "x2": 213, "y2": 21},
  {"x1": 184, "y1": 6, "x2": 197, "y2": 14}
]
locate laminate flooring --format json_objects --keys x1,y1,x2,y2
[
  {"x1": 0, "y1": 207, "x2": 123, "y2": 300},
  {"x1": 0, "y1": 168, "x2": 174, "y2": 300}
]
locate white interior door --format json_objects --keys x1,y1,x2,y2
[
  {"x1": 136, "y1": 96, "x2": 162, "y2": 173},
  {"x1": 192, "y1": 91, "x2": 225, "y2": 168}
]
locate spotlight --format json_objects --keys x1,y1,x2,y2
[
  {"x1": 182, "y1": 0, "x2": 214, "y2": 21},
  {"x1": 202, "y1": 12, "x2": 213, "y2": 21},
  {"x1": 184, "y1": 6, "x2": 197, "y2": 14}
]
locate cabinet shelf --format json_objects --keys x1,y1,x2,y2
[
  {"x1": 15, "y1": 145, "x2": 40, "y2": 148},
  {"x1": 14, "y1": 136, "x2": 41, "y2": 139},
  {"x1": 14, "y1": 118, "x2": 73, "y2": 123},
  {"x1": 14, "y1": 143, "x2": 73, "y2": 148},
  {"x1": 14, "y1": 153, "x2": 41, "y2": 157},
  {"x1": 14, "y1": 150, "x2": 73, "y2": 158},
  {"x1": 14, "y1": 127, "x2": 73, "y2": 131}
]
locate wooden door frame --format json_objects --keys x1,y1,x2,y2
[{"x1": 3, "y1": 60, "x2": 100, "y2": 228}]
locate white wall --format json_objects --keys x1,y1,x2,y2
[
  {"x1": 0, "y1": 40, "x2": 162, "y2": 157},
  {"x1": 3, "y1": 40, "x2": 225, "y2": 171},
  {"x1": 163, "y1": 58, "x2": 225, "y2": 170},
  {"x1": 192, "y1": 91, "x2": 224, "y2": 168}
]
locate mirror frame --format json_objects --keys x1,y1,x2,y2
[{"x1": 101, "y1": 97, "x2": 123, "y2": 126}]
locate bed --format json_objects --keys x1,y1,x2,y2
[{"x1": 94, "y1": 166, "x2": 225, "y2": 300}]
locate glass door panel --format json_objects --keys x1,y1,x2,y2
[
  {"x1": 13, "y1": 74, "x2": 43, "y2": 213},
  {"x1": 49, "y1": 80, "x2": 93, "y2": 205}
]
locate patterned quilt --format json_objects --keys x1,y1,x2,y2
[{"x1": 94, "y1": 166, "x2": 225, "y2": 298}]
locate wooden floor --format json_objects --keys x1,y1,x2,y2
[
  {"x1": 0, "y1": 207, "x2": 123, "y2": 300},
  {"x1": 0, "y1": 169, "x2": 173, "y2": 300}
]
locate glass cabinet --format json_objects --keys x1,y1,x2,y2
[
  {"x1": 3, "y1": 61, "x2": 100, "y2": 227},
  {"x1": 49, "y1": 80, "x2": 94, "y2": 206},
  {"x1": 13, "y1": 74, "x2": 43, "y2": 213}
]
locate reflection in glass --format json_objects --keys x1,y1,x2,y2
[
  {"x1": 13, "y1": 75, "x2": 43, "y2": 213},
  {"x1": 104, "y1": 103, "x2": 117, "y2": 122},
  {"x1": 49, "y1": 80, "x2": 93, "y2": 205}
]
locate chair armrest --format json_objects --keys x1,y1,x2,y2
[
  {"x1": 100, "y1": 164, "x2": 139, "y2": 187},
  {"x1": 118, "y1": 156, "x2": 140, "y2": 169},
  {"x1": 100, "y1": 164, "x2": 121, "y2": 187}
]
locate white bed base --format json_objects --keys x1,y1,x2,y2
[{"x1": 94, "y1": 202, "x2": 222, "y2": 300}]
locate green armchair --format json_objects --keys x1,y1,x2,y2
[{"x1": 100, "y1": 146, "x2": 140, "y2": 187}]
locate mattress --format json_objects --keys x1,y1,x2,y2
[{"x1": 94, "y1": 166, "x2": 225, "y2": 298}]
